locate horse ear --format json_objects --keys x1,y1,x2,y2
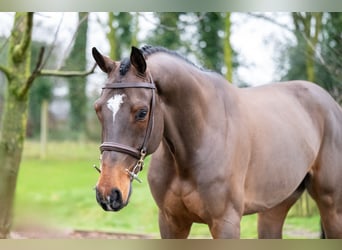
[
  {"x1": 92, "y1": 47, "x2": 116, "y2": 74},
  {"x1": 130, "y1": 46, "x2": 146, "y2": 75}
]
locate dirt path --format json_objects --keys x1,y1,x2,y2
[
  {"x1": 11, "y1": 228, "x2": 155, "y2": 239},
  {"x1": 283, "y1": 226, "x2": 320, "y2": 239},
  {"x1": 11, "y1": 228, "x2": 320, "y2": 239},
  {"x1": 10, "y1": 220, "x2": 320, "y2": 239}
]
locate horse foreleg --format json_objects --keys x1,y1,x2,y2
[
  {"x1": 158, "y1": 210, "x2": 192, "y2": 239},
  {"x1": 208, "y1": 206, "x2": 241, "y2": 239},
  {"x1": 258, "y1": 186, "x2": 305, "y2": 239},
  {"x1": 209, "y1": 218, "x2": 240, "y2": 239}
]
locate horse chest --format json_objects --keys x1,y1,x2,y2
[{"x1": 163, "y1": 178, "x2": 207, "y2": 222}]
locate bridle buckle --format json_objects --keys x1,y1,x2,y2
[{"x1": 126, "y1": 149, "x2": 146, "y2": 183}]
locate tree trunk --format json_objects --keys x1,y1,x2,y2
[
  {"x1": 131, "y1": 13, "x2": 139, "y2": 47},
  {"x1": 292, "y1": 12, "x2": 323, "y2": 82},
  {"x1": 307, "y1": 12, "x2": 322, "y2": 82},
  {"x1": 0, "y1": 13, "x2": 96, "y2": 238},
  {"x1": 304, "y1": 13, "x2": 315, "y2": 82},
  {"x1": 107, "y1": 12, "x2": 117, "y2": 59},
  {"x1": 64, "y1": 12, "x2": 89, "y2": 137},
  {"x1": 0, "y1": 92, "x2": 28, "y2": 238},
  {"x1": 223, "y1": 13, "x2": 233, "y2": 83},
  {"x1": 0, "y1": 12, "x2": 33, "y2": 238},
  {"x1": 40, "y1": 99, "x2": 48, "y2": 159}
]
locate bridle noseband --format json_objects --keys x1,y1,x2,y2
[{"x1": 97, "y1": 80, "x2": 156, "y2": 183}]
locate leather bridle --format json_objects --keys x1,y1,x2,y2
[{"x1": 98, "y1": 80, "x2": 156, "y2": 183}]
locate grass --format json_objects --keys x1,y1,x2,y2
[
  {"x1": 13, "y1": 140, "x2": 321, "y2": 238},
  {"x1": 15, "y1": 140, "x2": 160, "y2": 236}
]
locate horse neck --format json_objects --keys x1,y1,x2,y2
[{"x1": 148, "y1": 54, "x2": 237, "y2": 165}]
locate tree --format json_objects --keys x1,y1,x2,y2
[
  {"x1": 196, "y1": 12, "x2": 239, "y2": 81},
  {"x1": 147, "y1": 13, "x2": 182, "y2": 50},
  {"x1": 250, "y1": 12, "x2": 322, "y2": 85},
  {"x1": 291, "y1": 12, "x2": 323, "y2": 82},
  {"x1": 106, "y1": 12, "x2": 135, "y2": 59},
  {"x1": 277, "y1": 12, "x2": 342, "y2": 102},
  {"x1": 27, "y1": 42, "x2": 53, "y2": 138},
  {"x1": 63, "y1": 12, "x2": 89, "y2": 137},
  {"x1": 107, "y1": 12, "x2": 118, "y2": 59},
  {"x1": 315, "y1": 13, "x2": 342, "y2": 103},
  {"x1": 277, "y1": 13, "x2": 323, "y2": 83},
  {"x1": 143, "y1": 12, "x2": 237, "y2": 81},
  {"x1": 0, "y1": 12, "x2": 95, "y2": 238},
  {"x1": 0, "y1": 13, "x2": 34, "y2": 238},
  {"x1": 130, "y1": 13, "x2": 139, "y2": 47},
  {"x1": 28, "y1": 42, "x2": 53, "y2": 159},
  {"x1": 223, "y1": 13, "x2": 233, "y2": 82},
  {"x1": 197, "y1": 13, "x2": 225, "y2": 73}
]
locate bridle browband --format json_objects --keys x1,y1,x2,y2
[{"x1": 98, "y1": 79, "x2": 156, "y2": 183}]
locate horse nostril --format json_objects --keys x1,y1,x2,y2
[
  {"x1": 95, "y1": 187, "x2": 124, "y2": 211},
  {"x1": 110, "y1": 188, "x2": 123, "y2": 211},
  {"x1": 95, "y1": 187, "x2": 109, "y2": 211}
]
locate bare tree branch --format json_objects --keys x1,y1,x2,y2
[
  {"x1": 40, "y1": 63, "x2": 96, "y2": 77},
  {"x1": 19, "y1": 45, "x2": 96, "y2": 98},
  {"x1": 39, "y1": 13, "x2": 65, "y2": 71},
  {"x1": 19, "y1": 46, "x2": 45, "y2": 97},
  {"x1": 247, "y1": 13, "x2": 294, "y2": 33},
  {"x1": 58, "y1": 13, "x2": 89, "y2": 69}
]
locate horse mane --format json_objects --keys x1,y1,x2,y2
[
  {"x1": 141, "y1": 45, "x2": 205, "y2": 71},
  {"x1": 119, "y1": 45, "x2": 205, "y2": 76}
]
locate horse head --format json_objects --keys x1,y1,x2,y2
[{"x1": 92, "y1": 46, "x2": 163, "y2": 211}]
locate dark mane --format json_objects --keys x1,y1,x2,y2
[
  {"x1": 140, "y1": 45, "x2": 204, "y2": 71},
  {"x1": 119, "y1": 57, "x2": 131, "y2": 76}
]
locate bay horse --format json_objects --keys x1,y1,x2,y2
[{"x1": 92, "y1": 45, "x2": 342, "y2": 238}]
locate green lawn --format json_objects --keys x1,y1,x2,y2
[{"x1": 13, "y1": 140, "x2": 321, "y2": 238}]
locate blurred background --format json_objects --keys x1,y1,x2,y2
[{"x1": 0, "y1": 12, "x2": 341, "y2": 238}]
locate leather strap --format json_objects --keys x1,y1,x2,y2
[
  {"x1": 139, "y1": 87, "x2": 155, "y2": 154},
  {"x1": 100, "y1": 142, "x2": 141, "y2": 159}
]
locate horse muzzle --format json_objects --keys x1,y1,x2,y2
[{"x1": 95, "y1": 187, "x2": 128, "y2": 212}]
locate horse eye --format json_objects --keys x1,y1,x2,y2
[{"x1": 135, "y1": 109, "x2": 148, "y2": 121}]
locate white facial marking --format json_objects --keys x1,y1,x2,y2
[{"x1": 107, "y1": 94, "x2": 125, "y2": 123}]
